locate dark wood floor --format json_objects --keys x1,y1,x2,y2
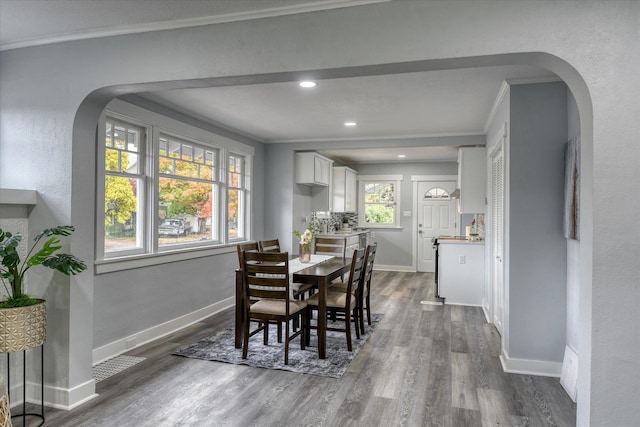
[{"x1": 40, "y1": 271, "x2": 575, "y2": 427}]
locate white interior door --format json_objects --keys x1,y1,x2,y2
[
  {"x1": 490, "y1": 145, "x2": 505, "y2": 335},
  {"x1": 417, "y1": 181, "x2": 457, "y2": 272}
]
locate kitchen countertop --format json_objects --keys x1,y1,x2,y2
[
  {"x1": 436, "y1": 236, "x2": 485, "y2": 245},
  {"x1": 316, "y1": 229, "x2": 369, "y2": 238}
]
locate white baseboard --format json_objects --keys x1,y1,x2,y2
[
  {"x1": 481, "y1": 303, "x2": 491, "y2": 323},
  {"x1": 93, "y1": 297, "x2": 235, "y2": 364},
  {"x1": 443, "y1": 301, "x2": 483, "y2": 308},
  {"x1": 373, "y1": 264, "x2": 415, "y2": 272},
  {"x1": 499, "y1": 349, "x2": 562, "y2": 377},
  {"x1": 10, "y1": 379, "x2": 98, "y2": 411},
  {"x1": 42, "y1": 379, "x2": 98, "y2": 410}
]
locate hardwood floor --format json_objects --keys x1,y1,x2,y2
[{"x1": 42, "y1": 271, "x2": 576, "y2": 426}]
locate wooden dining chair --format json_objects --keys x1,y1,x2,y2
[
  {"x1": 360, "y1": 242, "x2": 377, "y2": 332},
  {"x1": 236, "y1": 241, "x2": 282, "y2": 343},
  {"x1": 242, "y1": 251, "x2": 307, "y2": 365},
  {"x1": 331, "y1": 242, "x2": 377, "y2": 334},
  {"x1": 237, "y1": 241, "x2": 258, "y2": 269},
  {"x1": 314, "y1": 236, "x2": 346, "y2": 258},
  {"x1": 258, "y1": 238, "x2": 281, "y2": 253},
  {"x1": 314, "y1": 236, "x2": 347, "y2": 282},
  {"x1": 304, "y1": 248, "x2": 365, "y2": 351}
]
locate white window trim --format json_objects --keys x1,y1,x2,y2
[
  {"x1": 96, "y1": 99, "x2": 254, "y2": 273},
  {"x1": 227, "y1": 152, "x2": 251, "y2": 243},
  {"x1": 357, "y1": 174, "x2": 403, "y2": 229}
]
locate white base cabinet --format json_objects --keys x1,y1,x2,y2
[{"x1": 438, "y1": 241, "x2": 485, "y2": 306}]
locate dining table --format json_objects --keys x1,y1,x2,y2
[{"x1": 234, "y1": 254, "x2": 352, "y2": 359}]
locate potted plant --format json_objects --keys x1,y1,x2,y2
[
  {"x1": 341, "y1": 215, "x2": 350, "y2": 230},
  {"x1": 0, "y1": 225, "x2": 86, "y2": 353}
]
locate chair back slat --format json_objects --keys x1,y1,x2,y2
[
  {"x1": 314, "y1": 237, "x2": 346, "y2": 258},
  {"x1": 344, "y1": 249, "x2": 366, "y2": 310},
  {"x1": 363, "y1": 243, "x2": 377, "y2": 286},
  {"x1": 243, "y1": 250, "x2": 290, "y2": 301},
  {"x1": 258, "y1": 238, "x2": 281, "y2": 253}
]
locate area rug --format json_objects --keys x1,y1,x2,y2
[{"x1": 173, "y1": 313, "x2": 382, "y2": 378}]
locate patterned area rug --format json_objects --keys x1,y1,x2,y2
[{"x1": 173, "y1": 313, "x2": 382, "y2": 378}]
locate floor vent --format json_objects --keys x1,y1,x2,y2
[
  {"x1": 420, "y1": 300, "x2": 443, "y2": 306},
  {"x1": 93, "y1": 355, "x2": 146, "y2": 383}
]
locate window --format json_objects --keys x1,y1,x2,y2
[
  {"x1": 358, "y1": 175, "x2": 402, "y2": 228},
  {"x1": 103, "y1": 118, "x2": 146, "y2": 256},
  {"x1": 424, "y1": 187, "x2": 450, "y2": 199},
  {"x1": 97, "y1": 101, "x2": 253, "y2": 269},
  {"x1": 227, "y1": 154, "x2": 247, "y2": 241},
  {"x1": 158, "y1": 135, "x2": 219, "y2": 247}
]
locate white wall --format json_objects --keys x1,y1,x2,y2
[{"x1": 1, "y1": 2, "x2": 639, "y2": 424}]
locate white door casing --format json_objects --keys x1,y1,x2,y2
[
  {"x1": 417, "y1": 180, "x2": 457, "y2": 272},
  {"x1": 490, "y1": 141, "x2": 505, "y2": 335}
]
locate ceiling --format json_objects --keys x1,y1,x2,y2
[{"x1": 0, "y1": 0, "x2": 557, "y2": 164}]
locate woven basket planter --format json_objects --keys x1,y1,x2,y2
[{"x1": 0, "y1": 300, "x2": 46, "y2": 353}]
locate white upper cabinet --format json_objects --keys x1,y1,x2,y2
[
  {"x1": 332, "y1": 166, "x2": 358, "y2": 212},
  {"x1": 295, "y1": 152, "x2": 333, "y2": 186},
  {"x1": 457, "y1": 147, "x2": 486, "y2": 214}
]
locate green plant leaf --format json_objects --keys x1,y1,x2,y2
[
  {"x1": 34, "y1": 225, "x2": 74, "y2": 242},
  {"x1": 42, "y1": 253, "x2": 87, "y2": 275},
  {"x1": 0, "y1": 239, "x2": 21, "y2": 272},
  {"x1": 26, "y1": 237, "x2": 62, "y2": 268}
]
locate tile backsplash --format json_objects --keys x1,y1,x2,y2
[{"x1": 311, "y1": 212, "x2": 358, "y2": 234}]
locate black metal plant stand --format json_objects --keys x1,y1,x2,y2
[{"x1": 6, "y1": 345, "x2": 45, "y2": 426}]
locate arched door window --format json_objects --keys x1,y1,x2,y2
[{"x1": 424, "y1": 187, "x2": 450, "y2": 199}]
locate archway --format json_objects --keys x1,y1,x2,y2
[{"x1": 72, "y1": 52, "x2": 592, "y2": 413}]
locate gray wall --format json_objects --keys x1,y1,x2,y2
[
  {"x1": 264, "y1": 135, "x2": 485, "y2": 265},
  {"x1": 1, "y1": 2, "x2": 639, "y2": 424},
  {"x1": 566, "y1": 90, "x2": 580, "y2": 353},
  {"x1": 509, "y1": 82, "x2": 568, "y2": 361},
  {"x1": 92, "y1": 97, "x2": 266, "y2": 349},
  {"x1": 354, "y1": 161, "x2": 458, "y2": 268}
]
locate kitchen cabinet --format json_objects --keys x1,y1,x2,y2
[
  {"x1": 295, "y1": 152, "x2": 333, "y2": 186},
  {"x1": 311, "y1": 184, "x2": 332, "y2": 212},
  {"x1": 438, "y1": 240, "x2": 485, "y2": 306},
  {"x1": 332, "y1": 166, "x2": 357, "y2": 212},
  {"x1": 457, "y1": 147, "x2": 486, "y2": 214}
]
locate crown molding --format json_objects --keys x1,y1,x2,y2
[{"x1": 1, "y1": 0, "x2": 389, "y2": 51}]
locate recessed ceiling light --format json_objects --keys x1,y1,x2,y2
[
  {"x1": 397, "y1": 154, "x2": 406, "y2": 158},
  {"x1": 299, "y1": 81, "x2": 316, "y2": 88},
  {"x1": 344, "y1": 122, "x2": 357, "y2": 127}
]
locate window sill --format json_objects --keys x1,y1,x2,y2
[{"x1": 95, "y1": 244, "x2": 236, "y2": 274}]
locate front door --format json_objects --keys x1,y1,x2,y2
[{"x1": 417, "y1": 181, "x2": 457, "y2": 272}]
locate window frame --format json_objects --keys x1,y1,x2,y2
[
  {"x1": 227, "y1": 152, "x2": 249, "y2": 243},
  {"x1": 155, "y1": 131, "x2": 222, "y2": 251},
  {"x1": 357, "y1": 174, "x2": 403, "y2": 229},
  {"x1": 98, "y1": 113, "x2": 151, "y2": 259},
  {"x1": 95, "y1": 99, "x2": 254, "y2": 273}
]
